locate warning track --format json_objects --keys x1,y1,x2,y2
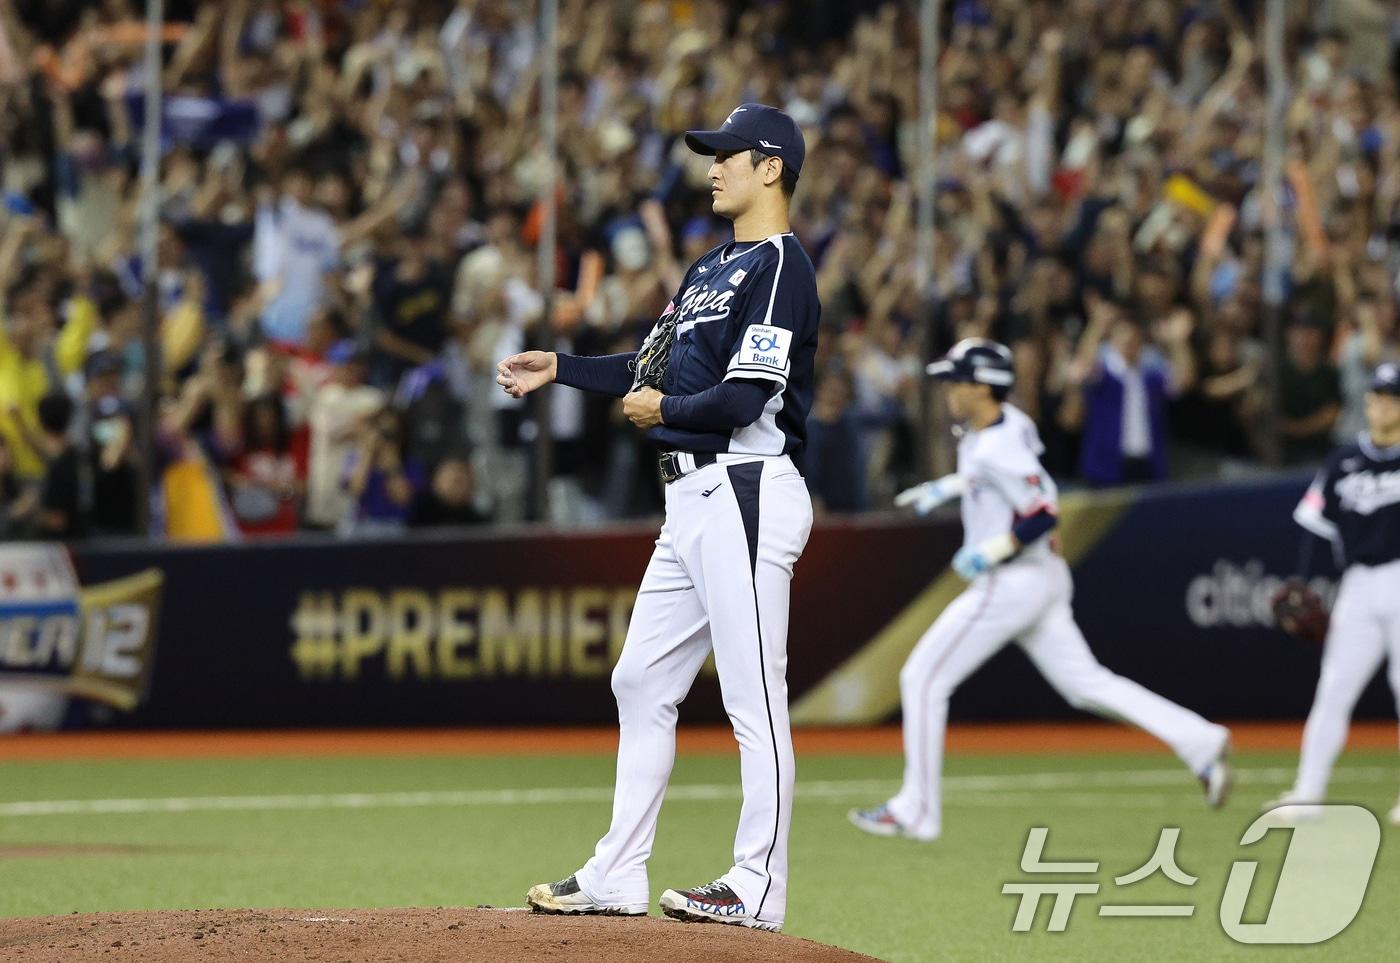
[{"x1": 0, "y1": 721, "x2": 1386, "y2": 761}]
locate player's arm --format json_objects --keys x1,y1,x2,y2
[
  {"x1": 657, "y1": 381, "x2": 769, "y2": 431},
  {"x1": 953, "y1": 454, "x2": 1059, "y2": 579},
  {"x1": 496, "y1": 350, "x2": 637, "y2": 399},
  {"x1": 894, "y1": 474, "x2": 966, "y2": 515},
  {"x1": 1292, "y1": 458, "x2": 1342, "y2": 545}
]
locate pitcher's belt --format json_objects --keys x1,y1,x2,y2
[{"x1": 658, "y1": 451, "x2": 718, "y2": 484}]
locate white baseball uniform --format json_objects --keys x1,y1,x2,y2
[
  {"x1": 575, "y1": 456, "x2": 812, "y2": 919},
  {"x1": 885, "y1": 404, "x2": 1229, "y2": 840}
]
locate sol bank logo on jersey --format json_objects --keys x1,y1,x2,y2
[{"x1": 738, "y1": 324, "x2": 792, "y2": 374}]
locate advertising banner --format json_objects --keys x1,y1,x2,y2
[
  {"x1": 15, "y1": 472, "x2": 1374, "y2": 731},
  {"x1": 0, "y1": 544, "x2": 162, "y2": 731}
]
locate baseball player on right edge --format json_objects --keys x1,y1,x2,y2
[
  {"x1": 1270, "y1": 362, "x2": 1400, "y2": 824},
  {"x1": 849, "y1": 338, "x2": 1232, "y2": 842}
]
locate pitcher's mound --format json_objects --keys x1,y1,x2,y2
[{"x1": 0, "y1": 907, "x2": 884, "y2": 962}]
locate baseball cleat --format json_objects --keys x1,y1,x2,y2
[
  {"x1": 1261, "y1": 790, "x2": 1313, "y2": 812},
  {"x1": 1259, "y1": 793, "x2": 1324, "y2": 824},
  {"x1": 848, "y1": 803, "x2": 908, "y2": 837},
  {"x1": 1264, "y1": 804, "x2": 1325, "y2": 824},
  {"x1": 526, "y1": 875, "x2": 645, "y2": 916},
  {"x1": 1199, "y1": 739, "x2": 1233, "y2": 809},
  {"x1": 659, "y1": 880, "x2": 780, "y2": 932}
]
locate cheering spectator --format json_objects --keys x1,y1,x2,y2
[
  {"x1": 0, "y1": 263, "x2": 95, "y2": 483},
  {"x1": 227, "y1": 394, "x2": 306, "y2": 537},
  {"x1": 35, "y1": 392, "x2": 85, "y2": 540},
  {"x1": 83, "y1": 350, "x2": 139, "y2": 536},
  {"x1": 805, "y1": 368, "x2": 867, "y2": 513},
  {"x1": 1170, "y1": 329, "x2": 1263, "y2": 466},
  {"x1": 412, "y1": 455, "x2": 487, "y2": 528},
  {"x1": 1336, "y1": 296, "x2": 1398, "y2": 442},
  {"x1": 369, "y1": 227, "x2": 451, "y2": 389},
  {"x1": 0, "y1": 434, "x2": 36, "y2": 538},
  {"x1": 305, "y1": 342, "x2": 383, "y2": 530},
  {"x1": 1063, "y1": 298, "x2": 1196, "y2": 487},
  {"x1": 1279, "y1": 314, "x2": 1342, "y2": 465},
  {"x1": 341, "y1": 406, "x2": 423, "y2": 537}
]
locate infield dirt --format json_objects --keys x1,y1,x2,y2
[{"x1": 0, "y1": 907, "x2": 885, "y2": 962}]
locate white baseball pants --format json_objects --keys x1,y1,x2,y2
[
  {"x1": 575, "y1": 454, "x2": 812, "y2": 926},
  {"x1": 1292, "y1": 559, "x2": 1400, "y2": 800},
  {"x1": 888, "y1": 553, "x2": 1228, "y2": 840}
]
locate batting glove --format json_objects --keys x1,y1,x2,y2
[
  {"x1": 952, "y1": 534, "x2": 1018, "y2": 580},
  {"x1": 894, "y1": 474, "x2": 966, "y2": 516}
]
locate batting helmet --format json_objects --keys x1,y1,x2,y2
[{"x1": 926, "y1": 338, "x2": 1015, "y2": 390}]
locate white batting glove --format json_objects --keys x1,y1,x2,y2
[
  {"x1": 894, "y1": 474, "x2": 966, "y2": 516},
  {"x1": 952, "y1": 534, "x2": 1018, "y2": 580}
]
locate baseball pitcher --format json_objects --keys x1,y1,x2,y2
[
  {"x1": 498, "y1": 104, "x2": 817, "y2": 931},
  {"x1": 850, "y1": 338, "x2": 1233, "y2": 842}
]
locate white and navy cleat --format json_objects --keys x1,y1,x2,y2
[
  {"x1": 659, "y1": 880, "x2": 780, "y2": 932},
  {"x1": 526, "y1": 874, "x2": 645, "y2": 916}
]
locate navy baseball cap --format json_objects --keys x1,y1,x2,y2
[
  {"x1": 685, "y1": 104, "x2": 806, "y2": 178},
  {"x1": 1371, "y1": 362, "x2": 1400, "y2": 396}
]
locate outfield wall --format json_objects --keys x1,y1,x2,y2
[{"x1": 1, "y1": 472, "x2": 1388, "y2": 731}]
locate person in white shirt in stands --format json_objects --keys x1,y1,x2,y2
[
  {"x1": 304, "y1": 342, "x2": 384, "y2": 530},
  {"x1": 254, "y1": 162, "x2": 418, "y2": 348}
]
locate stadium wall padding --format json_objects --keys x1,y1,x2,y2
[{"x1": 47, "y1": 472, "x2": 1389, "y2": 728}]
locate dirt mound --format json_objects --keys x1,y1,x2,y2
[{"x1": 0, "y1": 907, "x2": 883, "y2": 962}]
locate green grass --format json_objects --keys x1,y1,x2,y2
[{"x1": 0, "y1": 747, "x2": 1395, "y2": 962}]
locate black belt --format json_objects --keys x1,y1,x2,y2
[{"x1": 658, "y1": 451, "x2": 717, "y2": 484}]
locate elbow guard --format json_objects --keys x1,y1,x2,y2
[{"x1": 1012, "y1": 508, "x2": 1058, "y2": 547}]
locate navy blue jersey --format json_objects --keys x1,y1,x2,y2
[
  {"x1": 1294, "y1": 434, "x2": 1400, "y2": 567},
  {"x1": 649, "y1": 232, "x2": 819, "y2": 455}
]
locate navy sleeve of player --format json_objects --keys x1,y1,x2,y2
[
  {"x1": 555, "y1": 352, "x2": 637, "y2": 398},
  {"x1": 661, "y1": 381, "x2": 770, "y2": 431},
  {"x1": 721, "y1": 248, "x2": 805, "y2": 395}
]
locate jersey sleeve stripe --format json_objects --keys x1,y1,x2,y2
[
  {"x1": 760, "y1": 235, "x2": 786, "y2": 327},
  {"x1": 724, "y1": 366, "x2": 789, "y2": 388}
]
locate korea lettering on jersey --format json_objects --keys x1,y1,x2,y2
[
  {"x1": 1334, "y1": 467, "x2": 1400, "y2": 515},
  {"x1": 1295, "y1": 461, "x2": 1400, "y2": 536},
  {"x1": 663, "y1": 294, "x2": 794, "y2": 387},
  {"x1": 673, "y1": 282, "x2": 739, "y2": 333}
]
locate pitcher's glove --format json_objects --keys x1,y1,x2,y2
[
  {"x1": 1271, "y1": 578, "x2": 1328, "y2": 644},
  {"x1": 629, "y1": 317, "x2": 677, "y2": 392}
]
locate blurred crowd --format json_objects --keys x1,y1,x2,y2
[{"x1": 0, "y1": 0, "x2": 1398, "y2": 541}]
